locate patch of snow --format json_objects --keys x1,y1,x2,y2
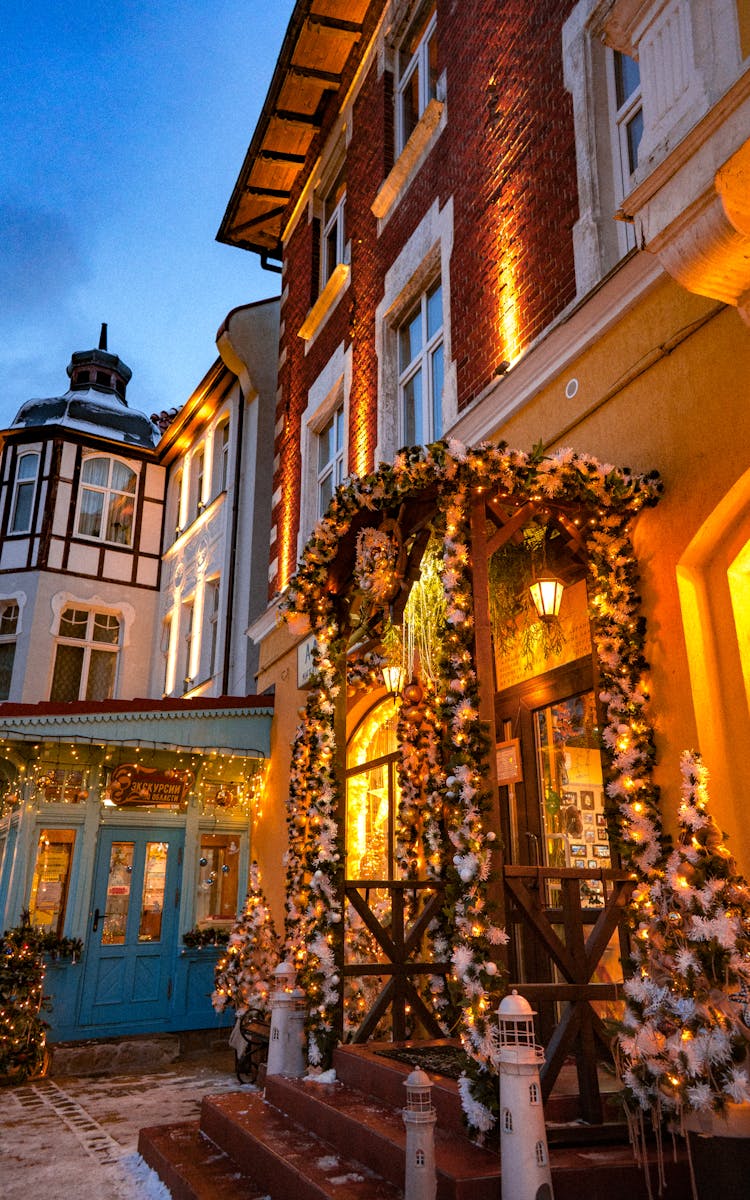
[
  {"x1": 317, "y1": 1155, "x2": 340, "y2": 1169},
  {"x1": 305, "y1": 1068, "x2": 337, "y2": 1083}
]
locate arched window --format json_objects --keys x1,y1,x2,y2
[
  {"x1": 10, "y1": 452, "x2": 40, "y2": 533},
  {"x1": 346, "y1": 697, "x2": 400, "y2": 880},
  {"x1": 415, "y1": 1149, "x2": 425, "y2": 1167},
  {"x1": 535, "y1": 1140, "x2": 546, "y2": 1165},
  {"x1": 76, "y1": 456, "x2": 137, "y2": 545},
  {"x1": 529, "y1": 1082, "x2": 539, "y2": 1104},
  {"x1": 503, "y1": 1108, "x2": 513, "y2": 1133}
]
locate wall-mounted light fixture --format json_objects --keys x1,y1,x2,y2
[
  {"x1": 529, "y1": 575, "x2": 564, "y2": 621},
  {"x1": 495, "y1": 360, "x2": 511, "y2": 377},
  {"x1": 382, "y1": 663, "x2": 406, "y2": 695}
]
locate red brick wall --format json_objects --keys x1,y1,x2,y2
[{"x1": 269, "y1": 0, "x2": 578, "y2": 596}]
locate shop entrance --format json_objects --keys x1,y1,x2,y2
[{"x1": 79, "y1": 826, "x2": 183, "y2": 1030}]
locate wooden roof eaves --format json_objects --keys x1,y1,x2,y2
[{"x1": 216, "y1": 0, "x2": 365, "y2": 259}]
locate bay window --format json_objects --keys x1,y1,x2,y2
[
  {"x1": 50, "y1": 607, "x2": 121, "y2": 701},
  {"x1": 76, "y1": 456, "x2": 136, "y2": 546}
]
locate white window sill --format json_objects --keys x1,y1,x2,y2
[
  {"x1": 298, "y1": 263, "x2": 351, "y2": 345},
  {"x1": 372, "y1": 98, "x2": 446, "y2": 226}
]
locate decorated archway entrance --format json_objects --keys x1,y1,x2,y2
[{"x1": 281, "y1": 441, "x2": 663, "y2": 1131}]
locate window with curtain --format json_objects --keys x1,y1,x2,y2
[{"x1": 76, "y1": 456, "x2": 137, "y2": 545}]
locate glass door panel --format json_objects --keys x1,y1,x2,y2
[
  {"x1": 138, "y1": 841, "x2": 168, "y2": 941},
  {"x1": 103, "y1": 841, "x2": 135, "y2": 944}
]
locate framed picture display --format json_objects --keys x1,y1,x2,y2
[
  {"x1": 574, "y1": 858, "x2": 586, "y2": 868},
  {"x1": 570, "y1": 843, "x2": 586, "y2": 857},
  {"x1": 594, "y1": 844, "x2": 609, "y2": 858},
  {"x1": 596, "y1": 813, "x2": 607, "y2": 830},
  {"x1": 583, "y1": 812, "x2": 594, "y2": 827},
  {"x1": 496, "y1": 739, "x2": 523, "y2": 785},
  {"x1": 588, "y1": 859, "x2": 597, "y2": 869},
  {"x1": 580, "y1": 789, "x2": 595, "y2": 810},
  {"x1": 585, "y1": 830, "x2": 595, "y2": 843}
]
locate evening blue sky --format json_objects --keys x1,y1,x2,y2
[{"x1": 0, "y1": 2, "x2": 295, "y2": 429}]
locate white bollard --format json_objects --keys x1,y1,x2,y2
[
  {"x1": 498, "y1": 990, "x2": 554, "y2": 1200},
  {"x1": 403, "y1": 1068, "x2": 437, "y2": 1200},
  {"x1": 266, "y1": 961, "x2": 306, "y2": 1078}
]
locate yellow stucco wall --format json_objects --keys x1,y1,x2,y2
[{"x1": 491, "y1": 276, "x2": 750, "y2": 867}]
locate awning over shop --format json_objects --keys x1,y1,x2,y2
[{"x1": 0, "y1": 695, "x2": 274, "y2": 758}]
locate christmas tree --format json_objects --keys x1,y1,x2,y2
[
  {"x1": 618, "y1": 751, "x2": 750, "y2": 1118},
  {"x1": 213, "y1": 862, "x2": 279, "y2": 1017},
  {"x1": 0, "y1": 913, "x2": 48, "y2": 1083}
]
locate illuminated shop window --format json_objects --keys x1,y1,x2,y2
[
  {"x1": 76, "y1": 456, "x2": 136, "y2": 545},
  {"x1": 346, "y1": 697, "x2": 400, "y2": 880},
  {"x1": 196, "y1": 834, "x2": 240, "y2": 927},
  {"x1": 28, "y1": 828, "x2": 75, "y2": 937},
  {"x1": 34, "y1": 766, "x2": 87, "y2": 804},
  {"x1": 396, "y1": 5, "x2": 438, "y2": 154}
]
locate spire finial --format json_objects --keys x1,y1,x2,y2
[{"x1": 99, "y1": 322, "x2": 108, "y2": 351}]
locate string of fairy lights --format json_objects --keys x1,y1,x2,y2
[
  {"x1": 0, "y1": 732, "x2": 268, "y2": 820},
  {"x1": 279, "y1": 438, "x2": 663, "y2": 1134}
]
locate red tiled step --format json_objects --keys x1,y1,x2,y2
[
  {"x1": 138, "y1": 1119, "x2": 268, "y2": 1200},
  {"x1": 200, "y1": 1090, "x2": 402, "y2": 1200},
  {"x1": 265, "y1": 1073, "x2": 498, "y2": 1200}
]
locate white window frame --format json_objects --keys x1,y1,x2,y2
[
  {"x1": 321, "y1": 166, "x2": 346, "y2": 290},
  {"x1": 182, "y1": 598, "x2": 195, "y2": 692},
  {"x1": 608, "y1": 48, "x2": 643, "y2": 252},
  {"x1": 10, "y1": 452, "x2": 40, "y2": 534},
  {"x1": 0, "y1": 600, "x2": 19, "y2": 701},
  {"x1": 316, "y1": 403, "x2": 345, "y2": 519},
  {"x1": 215, "y1": 419, "x2": 230, "y2": 496},
  {"x1": 397, "y1": 277, "x2": 444, "y2": 447},
  {"x1": 205, "y1": 578, "x2": 221, "y2": 680},
  {"x1": 49, "y1": 607, "x2": 121, "y2": 702},
  {"x1": 75, "y1": 455, "x2": 137, "y2": 547},
  {"x1": 396, "y1": 6, "x2": 438, "y2": 156},
  {"x1": 192, "y1": 447, "x2": 205, "y2": 520},
  {"x1": 298, "y1": 343, "x2": 351, "y2": 557}
]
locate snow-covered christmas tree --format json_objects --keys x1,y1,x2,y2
[
  {"x1": 618, "y1": 751, "x2": 750, "y2": 1119},
  {"x1": 213, "y1": 861, "x2": 279, "y2": 1017}
]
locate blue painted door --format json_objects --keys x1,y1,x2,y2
[{"x1": 79, "y1": 827, "x2": 183, "y2": 1030}]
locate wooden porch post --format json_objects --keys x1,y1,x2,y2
[
  {"x1": 333, "y1": 638, "x2": 348, "y2": 1044},
  {"x1": 469, "y1": 493, "x2": 507, "y2": 942}
]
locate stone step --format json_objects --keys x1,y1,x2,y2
[
  {"x1": 199, "y1": 1090, "x2": 403, "y2": 1200},
  {"x1": 138, "y1": 1119, "x2": 268, "y2": 1200}
]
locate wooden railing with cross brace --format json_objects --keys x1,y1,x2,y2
[
  {"x1": 342, "y1": 879, "x2": 450, "y2": 1043},
  {"x1": 504, "y1": 865, "x2": 636, "y2": 1123}
]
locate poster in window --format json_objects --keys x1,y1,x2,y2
[{"x1": 495, "y1": 739, "x2": 522, "y2": 785}]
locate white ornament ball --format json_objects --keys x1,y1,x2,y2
[
  {"x1": 485, "y1": 962, "x2": 497, "y2": 976},
  {"x1": 460, "y1": 868, "x2": 474, "y2": 883}
]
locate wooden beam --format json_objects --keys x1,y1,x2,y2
[
  {"x1": 231, "y1": 206, "x2": 286, "y2": 235},
  {"x1": 244, "y1": 185, "x2": 292, "y2": 199},
  {"x1": 288, "y1": 64, "x2": 342, "y2": 86},
  {"x1": 275, "y1": 108, "x2": 323, "y2": 127},
  {"x1": 257, "y1": 148, "x2": 308, "y2": 165},
  {"x1": 306, "y1": 14, "x2": 362, "y2": 34},
  {"x1": 469, "y1": 494, "x2": 506, "y2": 944}
]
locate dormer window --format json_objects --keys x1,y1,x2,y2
[{"x1": 76, "y1": 456, "x2": 137, "y2": 546}]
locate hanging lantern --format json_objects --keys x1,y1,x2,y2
[
  {"x1": 382, "y1": 663, "x2": 406, "y2": 695},
  {"x1": 529, "y1": 575, "x2": 564, "y2": 621}
]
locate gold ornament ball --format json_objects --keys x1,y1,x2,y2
[
  {"x1": 403, "y1": 704, "x2": 422, "y2": 725},
  {"x1": 402, "y1": 680, "x2": 423, "y2": 705}
]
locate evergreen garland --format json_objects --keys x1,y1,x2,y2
[{"x1": 279, "y1": 439, "x2": 662, "y2": 1128}]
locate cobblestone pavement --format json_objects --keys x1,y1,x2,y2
[{"x1": 1, "y1": 1052, "x2": 247, "y2": 1199}]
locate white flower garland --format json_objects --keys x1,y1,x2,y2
[{"x1": 281, "y1": 440, "x2": 662, "y2": 1123}]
